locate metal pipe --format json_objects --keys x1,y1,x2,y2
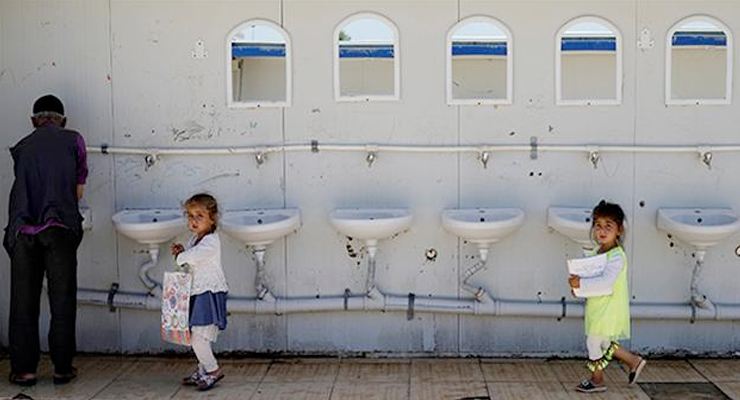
[
  {"x1": 77, "y1": 285, "x2": 740, "y2": 321},
  {"x1": 77, "y1": 288, "x2": 160, "y2": 310},
  {"x1": 87, "y1": 143, "x2": 740, "y2": 157}
]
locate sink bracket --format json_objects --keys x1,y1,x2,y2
[
  {"x1": 107, "y1": 282, "x2": 120, "y2": 312},
  {"x1": 530, "y1": 137, "x2": 538, "y2": 160},
  {"x1": 407, "y1": 293, "x2": 415, "y2": 320},
  {"x1": 558, "y1": 296, "x2": 566, "y2": 321}
]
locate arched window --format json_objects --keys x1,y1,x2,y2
[
  {"x1": 556, "y1": 16, "x2": 622, "y2": 105},
  {"x1": 666, "y1": 15, "x2": 732, "y2": 105},
  {"x1": 227, "y1": 19, "x2": 292, "y2": 108},
  {"x1": 334, "y1": 13, "x2": 400, "y2": 102},
  {"x1": 446, "y1": 16, "x2": 513, "y2": 105}
]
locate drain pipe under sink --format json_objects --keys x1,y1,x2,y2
[
  {"x1": 689, "y1": 250, "x2": 715, "y2": 310},
  {"x1": 139, "y1": 244, "x2": 163, "y2": 298}
]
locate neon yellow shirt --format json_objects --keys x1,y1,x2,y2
[{"x1": 583, "y1": 246, "x2": 630, "y2": 340}]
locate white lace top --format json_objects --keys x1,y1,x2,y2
[{"x1": 175, "y1": 232, "x2": 228, "y2": 295}]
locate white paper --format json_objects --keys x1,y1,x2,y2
[
  {"x1": 567, "y1": 253, "x2": 608, "y2": 277},
  {"x1": 567, "y1": 253, "x2": 612, "y2": 298}
]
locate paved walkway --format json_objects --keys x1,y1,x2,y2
[{"x1": 1, "y1": 355, "x2": 739, "y2": 399}]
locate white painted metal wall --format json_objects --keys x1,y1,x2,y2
[{"x1": 1, "y1": 0, "x2": 739, "y2": 356}]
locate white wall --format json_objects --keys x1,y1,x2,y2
[{"x1": 1, "y1": 0, "x2": 739, "y2": 356}]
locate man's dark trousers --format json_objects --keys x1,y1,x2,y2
[{"x1": 9, "y1": 227, "x2": 78, "y2": 374}]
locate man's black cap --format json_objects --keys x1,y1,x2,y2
[{"x1": 33, "y1": 94, "x2": 65, "y2": 116}]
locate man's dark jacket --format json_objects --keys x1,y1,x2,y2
[{"x1": 4, "y1": 125, "x2": 83, "y2": 253}]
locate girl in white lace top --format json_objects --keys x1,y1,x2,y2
[{"x1": 171, "y1": 193, "x2": 228, "y2": 391}]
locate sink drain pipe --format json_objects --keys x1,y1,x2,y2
[
  {"x1": 138, "y1": 245, "x2": 162, "y2": 298},
  {"x1": 689, "y1": 250, "x2": 714, "y2": 310}
]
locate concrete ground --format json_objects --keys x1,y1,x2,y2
[{"x1": 0, "y1": 354, "x2": 739, "y2": 399}]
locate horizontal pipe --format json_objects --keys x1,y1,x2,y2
[
  {"x1": 78, "y1": 287, "x2": 740, "y2": 321},
  {"x1": 77, "y1": 289, "x2": 160, "y2": 310},
  {"x1": 493, "y1": 299, "x2": 583, "y2": 318},
  {"x1": 86, "y1": 142, "x2": 740, "y2": 157}
]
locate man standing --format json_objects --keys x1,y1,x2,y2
[{"x1": 4, "y1": 94, "x2": 87, "y2": 386}]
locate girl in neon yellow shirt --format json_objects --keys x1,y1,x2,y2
[{"x1": 568, "y1": 200, "x2": 647, "y2": 393}]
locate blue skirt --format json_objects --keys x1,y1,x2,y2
[{"x1": 189, "y1": 291, "x2": 227, "y2": 330}]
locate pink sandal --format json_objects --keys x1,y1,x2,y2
[
  {"x1": 197, "y1": 368, "x2": 224, "y2": 391},
  {"x1": 182, "y1": 369, "x2": 202, "y2": 386}
]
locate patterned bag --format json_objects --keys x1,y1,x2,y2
[{"x1": 161, "y1": 271, "x2": 192, "y2": 345}]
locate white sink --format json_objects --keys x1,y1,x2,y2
[
  {"x1": 221, "y1": 209, "x2": 301, "y2": 249},
  {"x1": 547, "y1": 207, "x2": 593, "y2": 245},
  {"x1": 442, "y1": 208, "x2": 525, "y2": 243},
  {"x1": 329, "y1": 208, "x2": 413, "y2": 248},
  {"x1": 442, "y1": 208, "x2": 524, "y2": 260},
  {"x1": 657, "y1": 208, "x2": 740, "y2": 250},
  {"x1": 112, "y1": 209, "x2": 186, "y2": 245}
]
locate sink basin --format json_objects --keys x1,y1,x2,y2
[
  {"x1": 547, "y1": 207, "x2": 593, "y2": 245},
  {"x1": 329, "y1": 208, "x2": 413, "y2": 247},
  {"x1": 442, "y1": 208, "x2": 525, "y2": 244},
  {"x1": 657, "y1": 208, "x2": 740, "y2": 250},
  {"x1": 112, "y1": 209, "x2": 186, "y2": 245},
  {"x1": 221, "y1": 209, "x2": 301, "y2": 249},
  {"x1": 442, "y1": 208, "x2": 525, "y2": 261}
]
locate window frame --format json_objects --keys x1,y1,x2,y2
[
  {"x1": 226, "y1": 19, "x2": 292, "y2": 109},
  {"x1": 665, "y1": 15, "x2": 733, "y2": 106},
  {"x1": 333, "y1": 12, "x2": 401, "y2": 102},
  {"x1": 446, "y1": 15, "x2": 514, "y2": 106},
  {"x1": 555, "y1": 16, "x2": 623, "y2": 106}
]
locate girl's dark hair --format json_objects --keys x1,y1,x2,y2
[
  {"x1": 184, "y1": 193, "x2": 219, "y2": 233},
  {"x1": 591, "y1": 200, "x2": 626, "y2": 245}
]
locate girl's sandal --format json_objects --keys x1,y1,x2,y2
[
  {"x1": 182, "y1": 370, "x2": 203, "y2": 386},
  {"x1": 629, "y1": 358, "x2": 647, "y2": 385},
  {"x1": 576, "y1": 379, "x2": 607, "y2": 393},
  {"x1": 197, "y1": 369, "x2": 225, "y2": 391}
]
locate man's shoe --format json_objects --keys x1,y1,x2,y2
[
  {"x1": 53, "y1": 367, "x2": 77, "y2": 385},
  {"x1": 8, "y1": 372, "x2": 37, "y2": 387}
]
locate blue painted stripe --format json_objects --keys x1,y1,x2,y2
[
  {"x1": 232, "y1": 43, "x2": 285, "y2": 58},
  {"x1": 339, "y1": 44, "x2": 394, "y2": 58},
  {"x1": 561, "y1": 37, "x2": 616, "y2": 51},
  {"x1": 452, "y1": 42, "x2": 507, "y2": 56},
  {"x1": 672, "y1": 31, "x2": 727, "y2": 47}
]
